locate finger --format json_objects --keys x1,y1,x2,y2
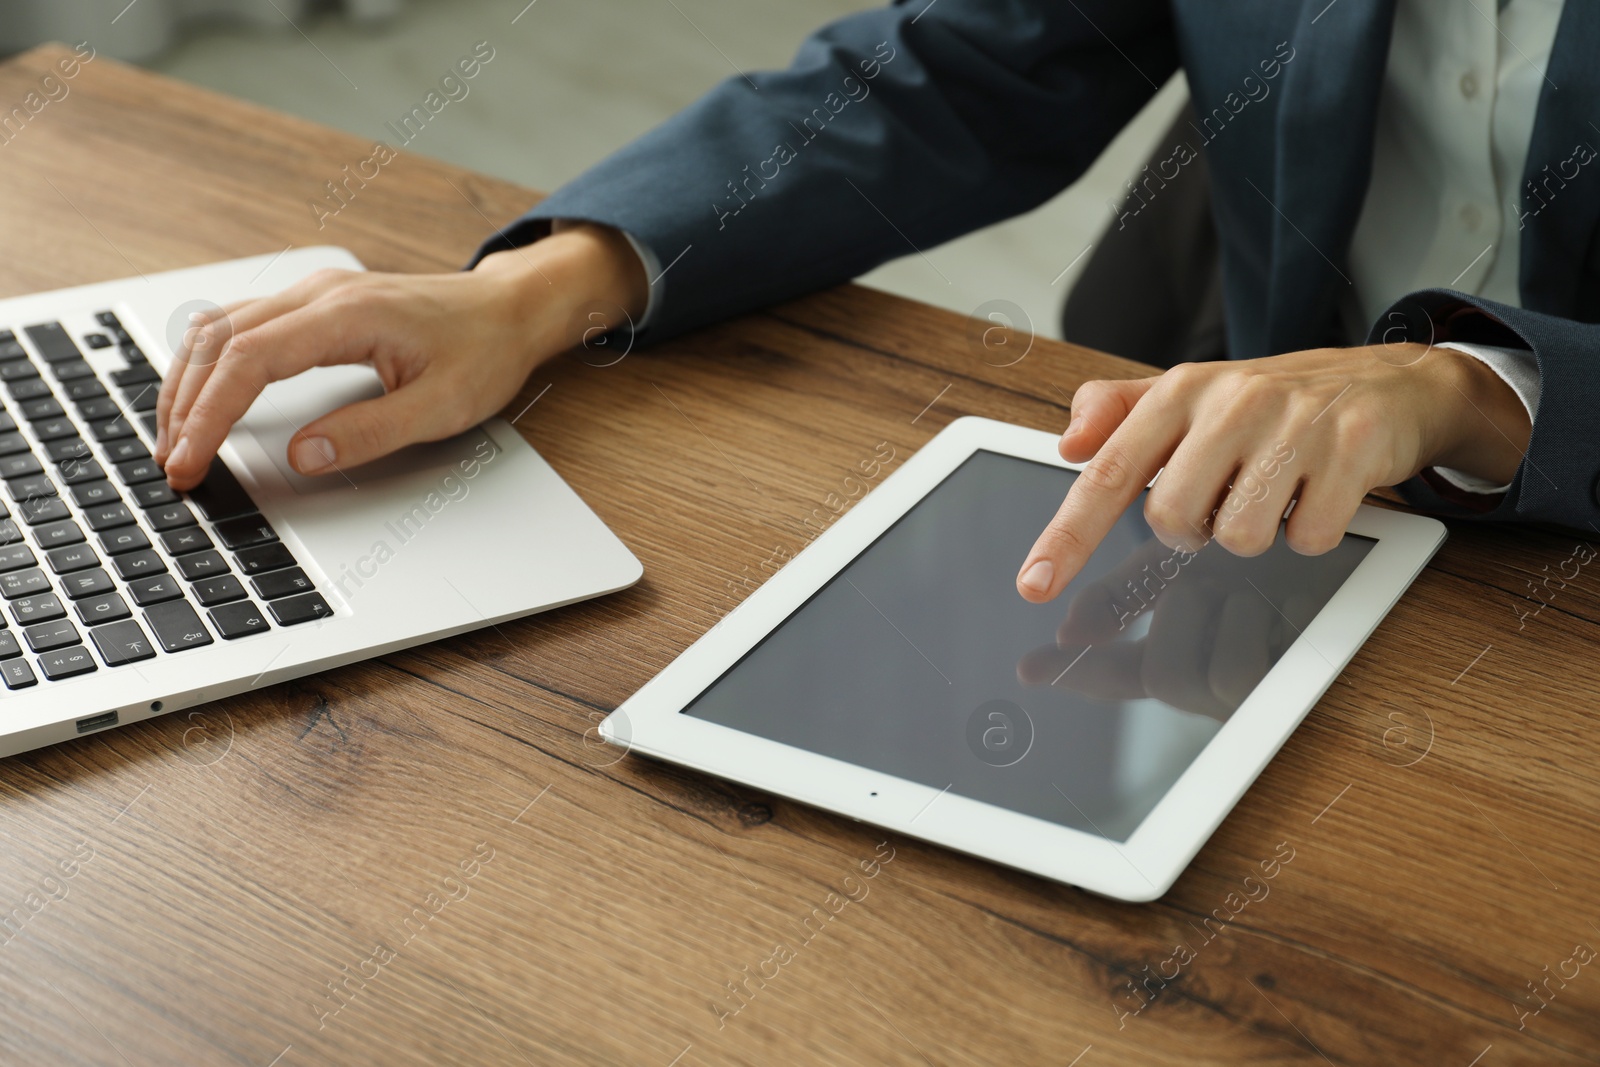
[
  {"x1": 1017, "y1": 395, "x2": 1183, "y2": 603},
  {"x1": 1143, "y1": 432, "x2": 1244, "y2": 553},
  {"x1": 288, "y1": 374, "x2": 473, "y2": 476},
  {"x1": 1210, "y1": 446, "x2": 1301, "y2": 558},
  {"x1": 1059, "y1": 376, "x2": 1158, "y2": 462},
  {"x1": 163, "y1": 299, "x2": 373, "y2": 490},
  {"x1": 156, "y1": 300, "x2": 243, "y2": 461},
  {"x1": 1284, "y1": 473, "x2": 1368, "y2": 556},
  {"x1": 1205, "y1": 589, "x2": 1276, "y2": 712},
  {"x1": 161, "y1": 271, "x2": 353, "y2": 461}
]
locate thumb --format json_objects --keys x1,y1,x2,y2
[
  {"x1": 288, "y1": 381, "x2": 460, "y2": 475},
  {"x1": 1060, "y1": 377, "x2": 1158, "y2": 462}
]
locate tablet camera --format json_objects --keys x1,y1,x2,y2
[{"x1": 965, "y1": 699, "x2": 1034, "y2": 768}]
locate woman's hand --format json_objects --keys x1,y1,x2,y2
[
  {"x1": 1015, "y1": 343, "x2": 1533, "y2": 602},
  {"x1": 154, "y1": 222, "x2": 648, "y2": 490}
]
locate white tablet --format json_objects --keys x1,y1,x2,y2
[{"x1": 603, "y1": 417, "x2": 1445, "y2": 901}]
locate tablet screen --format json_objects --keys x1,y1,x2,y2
[{"x1": 683, "y1": 450, "x2": 1374, "y2": 842}]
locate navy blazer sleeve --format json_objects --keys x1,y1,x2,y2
[
  {"x1": 1374, "y1": 289, "x2": 1600, "y2": 532},
  {"x1": 471, "y1": 0, "x2": 1177, "y2": 342}
]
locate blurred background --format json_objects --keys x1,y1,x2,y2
[{"x1": 1, "y1": 0, "x2": 1185, "y2": 341}]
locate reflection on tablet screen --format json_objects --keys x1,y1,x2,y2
[{"x1": 683, "y1": 450, "x2": 1374, "y2": 842}]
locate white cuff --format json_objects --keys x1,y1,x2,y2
[
  {"x1": 1428, "y1": 341, "x2": 1540, "y2": 495},
  {"x1": 621, "y1": 231, "x2": 661, "y2": 331}
]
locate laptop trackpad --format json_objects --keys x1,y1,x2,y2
[{"x1": 239, "y1": 364, "x2": 495, "y2": 493}]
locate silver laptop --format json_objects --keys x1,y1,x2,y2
[{"x1": 0, "y1": 246, "x2": 641, "y2": 756}]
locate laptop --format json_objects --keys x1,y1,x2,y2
[{"x1": 0, "y1": 246, "x2": 641, "y2": 757}]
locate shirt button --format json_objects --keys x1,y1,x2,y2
[
  {"x1": 1460, "y1": 203, "x2": 1483, "y2": 230},
  {"x1": 1460, "y1": 70, "x2": 1479, "y2": 98}
]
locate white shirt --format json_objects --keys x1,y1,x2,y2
[{"x1": 1345, "y1": 0, "x2": 1563, "y2": 491}]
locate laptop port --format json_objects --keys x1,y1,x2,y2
[{"x1": 75, "y1": 711, "x2": 118, "y2": 734}]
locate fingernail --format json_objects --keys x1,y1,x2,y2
[
  {"x1": 1020, "y1": 559, "x2": 1054, "y2": 595},
  {"x1": 292, "y1": 436, "x2": 335, "y2": 474},
  {"x1": 165, "y1": 436, "x2": 189, "y2": 473}
]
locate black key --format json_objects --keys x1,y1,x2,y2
[
  {"x1": 109, "y1": 328, "x2": 131, "y2": 346},
  {"x1": 0, "y1": 567, "x2": 49, "y2": 599},
  {"x1": 186, "y1": 458, "x2": 255, "y2": 521},
  {"x1": 209, "y1": 599, "x2": 271, "y2": 640},
  {"x1": 51, "y1": 361, "x2": 96, "y2": 382},
  {"x1": 89, "y1": 619, "x2": 156, "y2": 666},
  {"x1": 10, "y1": 593, "x2": 64, "y2": 625},
  {"x1": 6, "y1": 474, "x2": 52, "y2": 502},
  {"x1": 103, "y1": 439, "x2": 150, "y2": 464},
  {"x1": 6, "y1": 378, "x2": 52, "y2": 401},
  {"x1": 98, "y1": 525, "x2": 149, "y2": 555},
  {"x1": 76, "y1": 591, "x2": 130, "y2": 626},
  {"x1": 84, "y1": 332, "x2": 113, "y2": 350},
  {"x1": 130, "y1": 481, "x2": 178, "y2": 508},
  {"x1": 175, "y1": 550, "x2": 227, "y2": 581},
  {"x1": 45, "y1": 543, "x2": 95, "y2": 574},
  {"x1": 68, "y1": 480, "x2": 119, "y2": 509},
  {"x1": 31, "y1": 417, "x2": 75, "y2": 441},
  {"x1": 60, "y1": 568, "x2": 114, "y2": 600},
  {"x1": 143, "y1": 599, "x2": 213, "y2": 653},
  {"x1": 251, "y1": 567, "x2": 313, "y2": 601},
  {"x1": 0, "y1": 414, "x2": 14, "y2": 433},
  {"x1": 77, "y1": 396, "x2": 128, "y2": 423},
  {"x1": 58, "y1": 457, "x2": 106, "y2": 486},
  {"x1": 23, "y1": 618, "x2": 79, "y2": 653},
  {"x1": 121, "y1": 344, "x2": 147, "y2": 365},
  {"x1": 95, "y1": 311, "x2": 120, "y2": 328},
  {"x1": 0, "y1": 340, "x2": 23, "y2": 362},
  {"x1": 191, "y1": 574, "x2": 246, "y2": 606},
  {"x1": 1, "y1": 657, "x2": 35, "y2": 688},
  {"x1": 0, "y1": 544, "x2": 36, "y2": 573},
  {"x1": 20, "y1": 498, "x2": 70, "y2": 525},
  {"x1": 111, "y1": 549, "x2": 165, "y2": 580},
  {"x1": 115, "y1": 457, "x2": 163, "y2": 485},
  {"x1": 213, "y1": 513, "x2": 276, "y2": 550},
  {"x1": 64, "y1": 379, "x2": 109, "y2": 403},
  {"x1": 22, "y1": 323, "x2": 82, "y2": 363},
  {"x1": 126, "y1": 574, "x2": 182, "y2": 606},
  {"x1": 159, "y1": 526, "x2": 212, "y2": 556},
  {"x1": 0, "y1": 454, "x2": 41, "y2": 480},
  {"x1": 234, "y1": 543, "x2": 295, "y2": 576},
  {"x1": 45, "y1": 438, "x2": 91, "y2": 463},
  {"x1": 146, "y1": 502, "x2": 195, "y2": 532},
  {"x1": 0, "y1": 432, "x2": 29, "y2": 456},
  {"x1": 0, "y1": 519, "x2": 22, "y2": 545},
  {"x1": 19, "y1": 397, "x2": 64, "y2": 421},
  {"x1": 136, "y1": 412, "x2": 157, "y2": 439},
  {"x1": 83, "y1": 503, "x2": 134, "y2": 531},
  {"x1": 121, "y1": 385, "x2": 159, "y2": 412},
  {"x1": 89, "y1": 416, "x2": 136, "y2": 442},
  {"x1": 0, "y1": 362, "x2": 39, "y2": 382},
  {"x1": 0, "y1": 632, "x2": 18, "y2": 659},
  {"x1": 267, "y1": 592, "x2": 333, "y2": 626},
  {"x1": 37, "y1": 645, "x2": 97, "y2": 680},
  {"x1": 33, "y1": 520, "x2": 84, "y2": 549},
  {"x1": 111, "y1": 364, "x2": 160, "y2": 387}
]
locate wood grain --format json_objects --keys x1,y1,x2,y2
[{"x1": 0, "y1": 44, "x2": 1595, "y2": 1066}]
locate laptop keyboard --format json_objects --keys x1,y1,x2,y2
[{"x1": 0, "y1": 311, "x2": 333, "y2": 689}]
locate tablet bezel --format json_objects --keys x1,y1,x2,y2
[{"x1": 603, "y1": 417, "x2": 1446, "y2": 901}]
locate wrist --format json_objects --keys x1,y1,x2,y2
[
  {"x1": 1424, "y1": 345, "x2": 1532, "y2": 484},
  {"x1": 474, "y1": 222, "x2": 649, "y2": 367}
]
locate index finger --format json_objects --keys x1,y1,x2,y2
[
  {"x1": 1016, "y1": 399, "x2": 1183, "y2": 602},
  {"x1": 163, "y1": 299, "x2": 371, "y2": 489}
]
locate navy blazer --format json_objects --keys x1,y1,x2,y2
[{"x1": 474, "y1": 0, "x2": 1600, "y2": 532}]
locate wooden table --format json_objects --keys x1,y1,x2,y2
[{"x1": 1, "y1": 43, "x2": 1596, "y2": 1067}]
